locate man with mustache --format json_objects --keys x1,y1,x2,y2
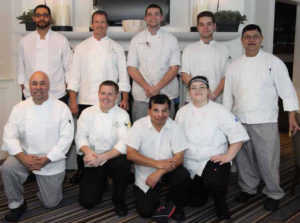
[
  {"x1": 17, "y1": 4, "x2": 72, "y2": 104},
  {"x1": 223, "y1": 24, "x2": 299, "y2": 211},
  {"x1": 1, "y1": 71, "x2": 74, "y2": 222}
]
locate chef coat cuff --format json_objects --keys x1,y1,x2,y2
[
  {"x1": 114, "y1": 141, "x2": 126, "y2": 154},
  {"x1": 283, "y1": 99, "x2": 299, "y2": 112},
  {"x1": 4, "y1": 144, "x2": 23, "y2": 156},
  {"x1": 47, "y1": 146, "x2": 67, "y2": 162},
  {"x1": 119, "y1": 83, "x2": 131, "y2": 93}
]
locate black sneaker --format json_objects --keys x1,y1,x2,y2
[
  {"x1": 115, "y1": 202, "x2": 128, "y2": 217},
  {"x1": 264, "y1": 197, "x2": 280, "y2": 211},
  {"x1": 152, "y1": 201, "x2": 176, "y2": 223},
  {"x1": 172, "y1": 207, "x2": 185, "y2": 222},
  {"x1": 5, "y1": 201, "x2": 27, "y2": 222},
  {"x1": 235, "y1": 191, "x2": 256, "y2": 203}
]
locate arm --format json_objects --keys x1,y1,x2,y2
[
  {"x1": 146, "y1": 151, "x2": 184, "y2": 189},
  {"x1": 46, "y1": 107, "x2": 74, "y2": 162},
  {"x1": 68, "y1": 90, "x2": 78, "y2": 115},
  {"x1": 181, "y1": 72, "x2": 192, "y2": 87},
  {"x1": 62, "y1": 38, "x2": 73, "y2": 85},
  {"x1": 127, "y1": 146, "x2": 175, "y2": 171},
  {"x1": 289, "y1": 111, "x2": 300, "y2": 135},
  {"x1": 210, "y1": 141, "x2": 243, "y2": 165},
  {"x1": 209, "y1": 76, "x2": 225, "y2": 101},
  {"x1": 127, "y1": 66, "x2": 150, "y2": 89},
  {"x1": 119, "y1": 92, "x2": 129, "y2": 111},
  {"x1": 146, "y1": 65, "x2": 179, "y2": 97}
]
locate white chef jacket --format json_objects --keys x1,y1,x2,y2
[
  {"x1": 18, "y1": 30, "x2": 72, "y2": 99},
  {"x1": 2, "y1": 97, "x2": 74, "y2": 176},
  {"x1": 125, "y1": 116, "x2": 187, "y2": 193},
  {"x1": 75, "y1": 104, "x2": 131, "y2": 155},
  {"x1": 127, "y1": 28, "x2": 181, "y2": 102},
  {"x1": 175, "y1": 101, "x2": 249, "y2": 178},
  {"x1": 68, "y1": 36, "x2": 131, "y2": 105},
  {"x1": 181, "y1": 40, "x2": 231, "y2": 103},
  {"x1": 223, "y1": 50, "x2": 299, "y2": 124}
]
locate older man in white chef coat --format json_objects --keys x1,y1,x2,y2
[
  {"x1": 181, "y1": 11, "x2": 231, "y2": 103},
  {"x1": 18, "y1": 4, "x2": 72, "y2": 104},
  {"x1": 68, "y1": 10, "x2": 131, "y2": 184},
  {"x1": 1, "y1": 71, "x2": 74, "y2": 222},
  {"x1": 76, "y1": 80, "x2": 131, "y2": 217},
  {"x1": 223, "y1": 24, "x2": 300, "y2": 211}
]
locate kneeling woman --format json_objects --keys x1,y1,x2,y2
[{"x1": 175, "y1": 76, "x2": 249, "y2": 222}]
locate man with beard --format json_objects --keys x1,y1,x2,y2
[{"x1": 17, "y1": 4, "x2": 72, "y2": 104}]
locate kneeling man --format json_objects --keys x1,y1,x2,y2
[
  {"x1": 1, "y1": 71, "x2": 74, "y2": 222},
  {"x1": 126, "y1": 94, "x2": 190, "y2": 222},
  {"x1": 76, "y1": 80, "x2": 131, "y2": 217}
]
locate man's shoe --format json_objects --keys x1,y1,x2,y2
[
  {"x1": 5, "y1": 201, "x2": 27, "y2": 222},
  {"x1": 69, "y1": 170, "x2": 83, "y2": 185},
  {"x1": 264, "y1": 197, "x2": 280, "y2": 211},
  {"x1": 115, "y1": 203, "x2": 128, "y2": 217},
  {"x1": 172, "y1": 207, "x2": 185, "y2": 222},
  {"x1": 152, "y1": 201, "x2": 176, "y2": 223},
  {"x1": 235, "y1": 191, "x2": 256, "y2": 203}
]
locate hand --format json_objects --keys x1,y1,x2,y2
[
  {"x1": 83, "y1": 151, "x2": 98, "y2": 167},
  {"x1": 144, "y1": 86, "x2": 159, "y2": 98},
  {"x1": 289, "y1": 112, "x2": 300, "y2": 136},
  {"x1": 69, "y1": 99, "x2": 78, "y2": 116},
  {"x1": 146, "y1": 170, "x2": 163, "y2": 189},
  {"x1": 19, "y1": 154, "x2": 42, "y2": 171},
  {"x1": 119, "y1": 99, "x2": 129, "y2": 111},
  {"x1": 94, "y1": 153, "x2": 107, "y2": 166},
  {"x1": 38, "y1": 156, "x2": 50, "y2": 168},
  {"x1": 210, "y1": 153, "x2": 232, "y2": 165},
  {"x1": 156, "y1": 159, "x2": 175, "y2": 172}
]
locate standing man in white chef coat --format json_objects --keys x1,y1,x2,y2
[
  {"x1": 127, "y1": 4, "x2": 181, "y2": 121},
  {"x1": 76, "y1": 81, "x2": 131, "y2": 217},
  {"x1": 18, "y1": 4, "x2": 72, "y2": 104},
  {"x1": 67, "y1": 10, "x2": 131, "y2": 184},
  {"x1": 181, "y1": 11, "x2": 231, "y2": 103},
  {"x1": 1, "y1": 71, "x2": 74, "y2": 222},
  {"x1": 223, "y1": 24, "x2": 300, "y2": 211}
]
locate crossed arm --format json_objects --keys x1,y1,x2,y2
[{"x1": 127, "y1": 146, "x2": 184, "y2": 189}]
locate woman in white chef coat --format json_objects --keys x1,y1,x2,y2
[{"x1": 175, "y1": 76, "x2": 249, "y2": 222}]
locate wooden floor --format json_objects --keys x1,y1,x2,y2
[{"x1": 0, "y1": 133, "x2": 299, "y2": 223}]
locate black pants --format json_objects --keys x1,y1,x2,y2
[
  {"x1": 134, "y1": 165, "x2": 190, "y2": 218},
  {"x1": 76, "y1": 104, "x2": 93, "y2": 172},
  {"x1": 79, "y1": 155, "x2": 130, "y2": 209},
  {"x1": 188, "y1": 160, "x2": 231, "y2": 219}
]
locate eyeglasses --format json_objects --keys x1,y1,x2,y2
[
  {"x1": 243, "y1": 35, "x2": 261, "y2": 40},
  {"x1": 190, "y1": 86, "x2": 207, "y2": 91},
  {"x1": 34, "y1": 13, "x2": 50, "y2": 18}
]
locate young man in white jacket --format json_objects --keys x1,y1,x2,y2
[{"x1": 1, "y1": 71, "x2": 74, "y2": 222}]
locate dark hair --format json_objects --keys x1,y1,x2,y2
[
  {"x1": 148, "y1": 94, "x2": 170, "y2": 109},
  {"x1": 34, "y1": 4, "x2": 51, "y2": 16},
  {"x1": 91, "y1": 10, "x2": 109, "y2": 23},
  {"x1": 145, "y1": 4, "x2": 163, "y2": 16},
  {"x1": 242, "y1": 24, "x2": 262, "y2": 37},
  {"x1": 188, "y1": 76, "x2": 210, "y2": 89},
  {"x1": 99, "y1": 80, "x2": 119, "y2": 93},
  {"x1": 197, "y1": 11, "x2": 215, "y2": 24}
]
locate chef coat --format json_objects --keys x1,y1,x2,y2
[
  {"x1": 2, "y1": 97, "x2": 74, "y2": 175},
  {"x1": 223, "y1": 50, "x2": 299, "y2": 124},
  {"x1": 181, "y1": 40, "x2": 231, "y2": 103},
  {"x1": 125, "y1": 116, "x2": 187, "y2": 193},
  {"x1": 175, "y1": 101, "x2": 249, "y2": 178},
  {"x1": 68, "y1": 36, "x2": 131, "y2": 105},
  {"x1": 127, "y1": 28, "x2": 181, "y2": 102},
  {"x1": 75, "y1": 104, "x2": 131, "y2": 155},
  {"x1": 17, "y1": 30, "x2": 72, "y2": 99}
]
